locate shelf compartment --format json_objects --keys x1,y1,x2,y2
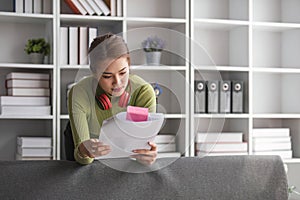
[
  {"x1": 127, "y1": 0, "x2": 186, "y2": 19},
  {"x1": 253, "y1": 118, "x2": 300, "y2": 159},
  {"x1": 253, "y1": 73, "x2": 300, "y2": 114},
  {"x1": 194, "y1": 70, "x2": 249, "y2": 114},
  {"x1": 0, "y1": 20, "x2": 53, "y2": 64},
  {"x1": 193, "y1": 0, "x2": 248, "y2": 21},
  {"x1": 253, "y1": 27, "x2": 300, "y2": 69},
  {"x1": 192, "y1": 22, "x2": 248, "y2": 67},
  {"x1": 133, "y1": 70, "x2": 187, "y2": 114},
  {"x1": 253, "y1": 0, "x2": 300, "y2": 23},
  {"x1": 126, "y1": 26, "x2": 187, "y2": 66},
  {"x1": 0, "y1": 119, "x2": 53, "y2": 161},
  {"x1": 194, "y1": 118, "x2": 249, "y2": 143}
]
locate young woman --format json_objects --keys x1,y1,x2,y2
[{"x1": 68, "y1": 33, "x2": 157, "y2": 165}]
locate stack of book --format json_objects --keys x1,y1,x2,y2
[
  {"x1": 0, "y1": 72, "x2": 51, "y2": 116},
  {"x1": 65, "y1": 0, "x2": 122, "y2": 16},
  {"x1": 252, "y1": 128, "x2": 292, "y2": 159},
  {"x1": 60, "y1": 26, "x2": 97, "y2": 65},
  {"x1": 195, "y1": 132, "x2": 248, "y2": 156},
  {"x1": 14, "y1": 0, "x2": 52, "y2": 14},
  {"x1": 16, "y1": 136, "x2": 52, "y2": 160},
  {"x1": 154, "y1": 134, "x2": 181, "y2": 158}
]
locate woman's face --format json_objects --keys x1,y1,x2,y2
[{"x1": 99, "y1": 56, "x2": 129, "y2": 96}]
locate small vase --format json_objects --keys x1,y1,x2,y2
[
  {"x1": 145, "y1": 51, "x2": 162, "y2": 66},
  {"x1": 29, "y1": 53, "x2": 44, "y2": 64}
]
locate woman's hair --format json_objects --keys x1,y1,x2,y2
[{"x1": 88, "y1": 33, "x2": 130, "y2": 76}]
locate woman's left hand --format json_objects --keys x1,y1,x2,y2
[{"x1": 131, "y1": 142, "x2": 157, "y2": 165}]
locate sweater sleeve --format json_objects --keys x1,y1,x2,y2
[{"x1": 68, "y1": 85, "x2": 94, "y2": 165}]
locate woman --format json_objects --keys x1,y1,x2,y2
[{"x1": 68, "y1": 33, "x2": 157, "y2": 165}]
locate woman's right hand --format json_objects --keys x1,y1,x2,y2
[{"x1": 78, "y1": 139, "x2": 111, "y2": 158}]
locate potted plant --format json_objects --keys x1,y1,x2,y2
[
  {"x1": 141, "y1": 35, "x2": 166, "y2": 65},
  {"x1": 24, "y1": 38, "x2": 50, "y2": 64}
]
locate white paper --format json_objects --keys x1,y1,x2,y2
[{"x1": 96, "y1": 112, "x2": 164, "y2": 159}]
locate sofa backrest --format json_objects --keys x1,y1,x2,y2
[{"x1": 0, "y1": 156, "x2": 288, "y2": 200}]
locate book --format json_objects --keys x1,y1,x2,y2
[
  {"x1": 6, "y1": 72, "x2": 50, "y2": 80},
  {"x1": 24, "y1": 0, "x2": 33, "y2": 13},
  {"x1": 154, "y1": 134, "x2": 176, "y2": 144},
  {"x1": 7, "y1": 88, "x2": 50, "y2": 96},
  {"x1": 33, "y1": 0, "x2": 42, "y2": 14},
  {"x1": 196, "y1": 142, "x2": 248, "y2": 152},
  {"x1": 94, "y1": 0, "x2": 110, "y2": 16},
  {"x1": 1, "y1": 105, "x2": 51, "y2": 115},
  {"x1": 0, "y1": 96, "x2": 49, "y2": 106},
  {"x1": 42, "y1": 0, "x2": 52, "y2": 14},
  {"x1": 71, "y1": 0, "x2": 88, "y2": 15},
  {"x1": 15, "y1": 153, "x2": 52, "y2": 160},
  {"x1": 157, "y1": 143, "x2": 176, "y2": 152},
  {"x1": 78, "y1": 26, "x2": 88, "y2": 65},
  {"x1": 6, "y1": 79, "x2": 49, "y2": 88},
  {"x1": 64, "y1": 0, "x2": 81, "y2": 14},
  {"x1": 78, "y1": 0, "x2": 95, "y2": 15},
  {"x1": 252, "y1": 150, "x2": 293, "y2": 159},
  {"x1": 17, "y1": 146, "x2": 52, "y2": 157},
  {"x1": 69, "y1": 26, "x2": 79, "y2": 65},
  {"x1": 104, "y1": 0, "x2": 116, "y2": 16},
  {"x1": 252, "y1": 128, "x2": 290, "y2": 137},
  {"x1": 252, "y1": 142, "x2": 291, "y2": 152},
  {"x1": 15, "y1": 0, "x2": 24, "y2": 13},
  {"x1": 17, "y1": 136, "x2": 52, "y2": 148},
  {"x1": 60, "y1": 27, "x2": 69, "y2": 65},
  {"x1": 157, "y1": 152, "x2": 181, "y2": 158},
  {"x1": 196, "y1": 132, "x2": 243, "y2": 143},
  {"x1": 252, "y1": 136, "x2": 291, "y2": 143},
  {"x1": 117, "y1": 0, "x2": 122, "y2": 16},
  {"x1": 88, "y1": 27, "x2": 97, "y2": 47},
  {"x1": 86, "y1": 0, "x2": 103, "y2": 15}
]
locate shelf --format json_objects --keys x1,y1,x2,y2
[
  {"x1": 253, "y1": 114, "x2": 300, "y2": 119},
  {"x1": 283, "y1": 158, "x2": 300, "y2": 164},
  {"x1": 59, "y1": 65, "x2": 89, "y2": 69},
  {"x1": 0, "y1": 11, "x2": 53, "y2": 23},
  {"x1": 60, "y1": 114, "x2": 186, "y2": 120},
  {"x1": 194, "y1": 114, "x2": 249, "y2": 119},
  {"x1": 0, "y1": 63, "x2": 54, "y2": 69},
  {"x1": 0, "y1": 115, "x2": 54, "y2": 119},
  {"x1": 252, "y1": 22, "x2": 300, "y2": 31},
  {"x1": 193, "y1": 18, "x2": 249, "y2": 27},
  {"x1": 131, "y1": 65, "x2": 187, "y2": 71},
  {"x1": 253, "y1": 67, "x2": 300, "y2": 73},
  {"x1": 193, "y1": 66, "x2": 249, "y2": 72},
  {"x1": 126, "y1": 17, "x2": 186, "y2": 24}
]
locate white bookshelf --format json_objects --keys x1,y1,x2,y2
[
  {"x1": 0, "y1": 0, "x2": 56, "y2": 160},
  {"x1": 1, "y1": 0, "x2": 300, "y2": 165},
  {"x1": 190, "y1": 0, "x2": 300, "y2": 164}
]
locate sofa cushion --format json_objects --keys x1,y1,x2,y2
[{"x1": 0, "y1": 156, "x2": 288, "y2": 200}]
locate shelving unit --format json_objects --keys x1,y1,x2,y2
[
  {"x1": 1, "y1": 0, "x2": 300, "y2": 166},
  {"x1": 0, "y1": 0, "x2": 57, "y2": 160},
  {"x1": 190, "y1": 0, "x2": 300, "y2": 164}
]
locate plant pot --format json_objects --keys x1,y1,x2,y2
[
  {"x1": 29, "y1": 53, "x2": 44, "y2": 64},
  {"x1": 145, "y1": 51, "x2": 162, "y2": 66}
]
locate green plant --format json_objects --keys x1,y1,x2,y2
[
  {"x1": 24, "y1": 38, "x2": 50, "y2": 56},
  {"x1": 142, "y1": 35, "x2": 166, "y2": 52}
]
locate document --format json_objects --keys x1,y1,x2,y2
[{"x1": 96, "y1": 112, "x2": 164, "y2": 159}]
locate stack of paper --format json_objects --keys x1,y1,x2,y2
[
  {"x1": 195, "y1": 132, "x2": 248, "y2": 157},
  {"x1": 252, "y1": 128, "x2": 292, "y2": 159},
  {"x1": 0, "y1": 72, "x2": 51, "y2": 116},
  {"x1": 16, "y1": 136, "x2": 52, "y2": 160},
  {"x1": 96, "y1": 112, "x2": 164, "y2": 159}
]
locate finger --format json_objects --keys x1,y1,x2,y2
[
  {"x1": 96, "y1": 145, "x2": 111, "y2": 152},
  {"x1": 132, "y1": 155, "x2": 155, "y2": 165},
  {"x1": 94, "y1": 149, "x2": 111, "y2": 157},
  {"x1": 148, "y1": 142, "x2": 157, "y2": 151}
]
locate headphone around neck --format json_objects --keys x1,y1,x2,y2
[{"x1": 95, "y1": 81, "x2": 131, "y2": 110}]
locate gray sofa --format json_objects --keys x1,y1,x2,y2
[{"x1": 0, "y1": 156, "x2": 288, "y2": 200}]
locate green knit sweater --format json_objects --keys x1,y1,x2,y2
[{"x1": 68, "y1": 74, "x2": 156, "y2": 165}]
